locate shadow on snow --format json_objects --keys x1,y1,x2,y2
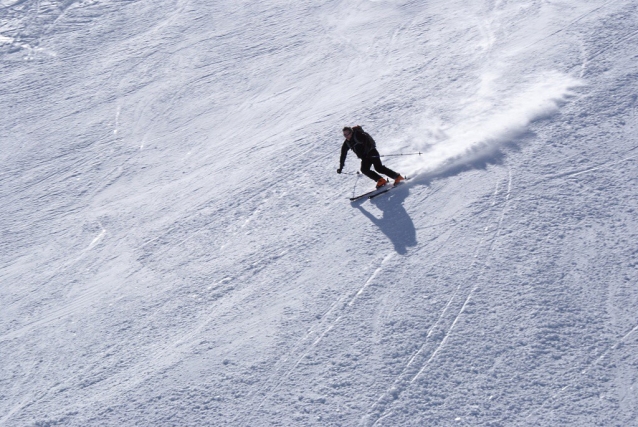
[{"x1": 352, "y1": 185, "x2": 417, "y2": 255}]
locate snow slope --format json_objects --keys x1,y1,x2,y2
[{"x1": 1, "y1": 0, "x2": 638, "y2": 425}]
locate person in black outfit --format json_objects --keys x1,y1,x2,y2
[{"x1": 337, "y1": 126, "x2": 404, "y2": 188}]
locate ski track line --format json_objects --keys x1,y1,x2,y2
[
  {"x1": 372, "y1": 411, "x2": 394, "y2": 427},
  {"x1": 239, "y1": 289, "x2": 353, "y2": 409},
  {"x1": 586, "y1": 27, "x2": 638, "y2": 64},
  {"x1": 366, "y1": 285, "x2": 460, "y2": 426},
  {"x1": 0, "y1": 127, "x2": 114, "y2": 185},
  {"x1": 554, "y1": 155, "x2": 636, "y2": 179},
  {"x1": 411, "y1": 169, "x2": 516, "y2": 235},
  {"x1": 410, "y1": 285, "x2": 477, "y2": 384},
  {"x1": 523, "y1": 0, "x2": 623, "y2": 51},
  {"x1": 1, "y1": 391, "x2": 45, "y2": 427},
  {"x1": 0, "y1": 290, "x2": 99, "y2": 342},
  {"x1": 523, "y1": 317, "x2": 638, "y2": 423},
  {"x1": 568, "y1": 18, "x2": 638, "y2": 77},
  {"x1": 414, "y1": 170, "x2": 512, "y2": 377},
  {"x1": 364, "y1": 210, "x2": 473, "y2": 424},
  {"x1": 238, "y1": 254, "x2": 393, "y2": 423},
  {"x1": 0, "y1": 353, "x2": 102, "y2": 427},
  {"x1": 349, "y1": 254, "x2": 394, "y2": 307},
  {"x1": 367, "y1": 170, "x2": 513, "y2": 426}
]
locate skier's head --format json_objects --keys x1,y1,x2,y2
[{"x1": 342, "y1": 126, "x2": 353, "y2": 140}]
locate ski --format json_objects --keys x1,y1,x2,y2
[
  {"x1": 368, "y1": 188, "x2": 392, "y2": 199},
  {"x1": 350, "y1": 178, "x2": 409, "y2": 201},
  {"x1": 349, "y1": 187, "x2": 387, "y2": 201}
]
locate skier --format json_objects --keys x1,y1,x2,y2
[{"x1": 337, "y1": 125, "x2": 404, "y2": 188}]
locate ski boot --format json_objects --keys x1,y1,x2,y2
[{"x1": 376, "y1": 178, "x2": 388, "y2": 189}]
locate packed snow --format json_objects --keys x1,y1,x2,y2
[{"x1": 1, "y1": 0, "x2": 637, "y2": 425}]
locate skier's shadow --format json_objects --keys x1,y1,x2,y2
[{"x1": 352, "y1": 186, "x2": 417, "y2": 255}]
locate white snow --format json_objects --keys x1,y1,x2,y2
[{"x1": 1, "y1": 0, "x2": 637, "y2": 425}]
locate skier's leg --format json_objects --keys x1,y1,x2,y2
[
  {"x1": 371, "y1": 157, "x2": 399, "y2": 179},
  {"x1": 361, "y1": 158, "x2": 382, "y2": 181}
]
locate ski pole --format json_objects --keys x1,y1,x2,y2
[
  {"x1": 352, "y1": 171, "x2": 361, "y2": 198},
  {"x1": 379, "y1": 152, "x2": 423, "y2": 157}
]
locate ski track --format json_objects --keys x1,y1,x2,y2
[
  {"x1": 366, "y1": 169, "x2": 513, "y2": 426},
  {"x1": 549, "y1": 150, "x2": 638, "y2": 180},
  {"x1": 526, "y1": 0, "x2": 620, "y2": 49},
  {"x1": 238, "y1": 253, "x2": 395, "y2": 423}
]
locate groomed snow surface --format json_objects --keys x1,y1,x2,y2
[{"x1": 2, "y1": 0, "x2": 638, "y2": 425}]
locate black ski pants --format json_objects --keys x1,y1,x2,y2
[{"x1": 361, "y1": 150, "x2": 399, "y2": 181}]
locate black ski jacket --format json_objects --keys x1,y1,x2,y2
[{"x1": 339, "y1": 128, "x2": 377, "y2": 167}]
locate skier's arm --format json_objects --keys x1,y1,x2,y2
[{"x1": 339, "y1": 140, "x2": 349, "y2": 169}]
